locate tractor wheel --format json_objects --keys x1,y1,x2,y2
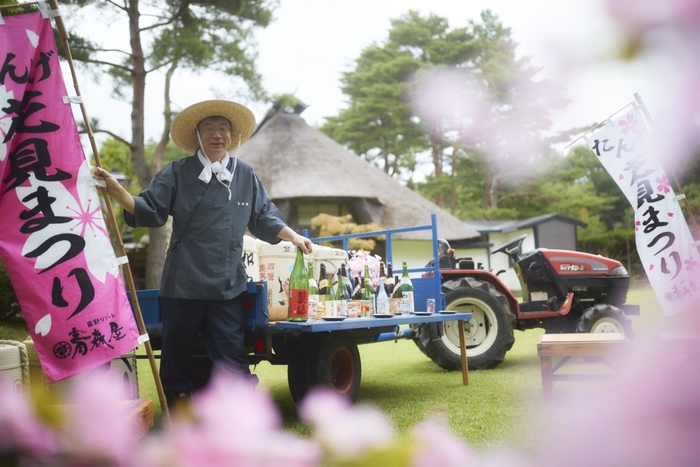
[
  {"x1": 413, "y1": 278, "x2": 515, "y2": 370},
  {"x1": 313, "y1": 333, "x2": 362, "y2": 401},
  {"x1": 575, "y1": 304, "x2": 636, "y2": 340}
]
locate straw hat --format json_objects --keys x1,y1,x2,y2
[{"x1": 171, "y1": 100, "x2": 256, "y2": 153}]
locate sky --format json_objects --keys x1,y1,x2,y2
[{"x1": 64, "y1": 0, "x2": 661, "y2": 152}]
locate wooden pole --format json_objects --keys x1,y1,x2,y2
[{"x1": 46, "y1": 0, "x2": 170, "y2": 425}]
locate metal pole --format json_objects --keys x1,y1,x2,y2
[{"x1": 47, "y1": 0, "x2": 170, "y2": 425}]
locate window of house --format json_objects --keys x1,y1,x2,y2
[{"x1": 297, "y1": 203, "x2": 349, "y2": 227}]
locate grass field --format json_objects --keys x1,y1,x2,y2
[
  {"x1": 128, "y1": 285, "x2": 677, "y2": 456},
  {"x1": 2, "y1": 285, "x2": 689, "y2": 456}
]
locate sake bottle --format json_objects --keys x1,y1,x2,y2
[
  {"x1": 335, "y1": 266, "x2": 349, "y2": 318},
  {"x1": 399, "y1": 261, "x2": 415, "y2": 315},
  {"x1": 325, "y1": 272, "x2": 337, "y2": 317},
  {"x1": 308, "y1": 262, "x2": 319, "y2": 304},
  {"x1": 361, "y1": 264, "x2": 374, "y2": 317},
  {"x1": 317, "y1": 263, "x2": 327, "y2": 302},
  {"x1": 375, "y1": 276, "x2": 390, "y2": 315},
  {"x1": 386, "y1": 262, "x2": 395, "y2": 295},
  {"x1": 288, "y1": 247, "x2": 309, "y2": 322}
]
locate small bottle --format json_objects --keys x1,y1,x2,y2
[
  {"x1": 361, "y1": 264, "x2": 374, "y2": 317},
  {"x1": 376, "y1": 263, "x2": 387, "y2": 295},
  {"x1": 317, "y1": 263, "x2": 327, "y2": 303},
  {"x1": 288, "y1": 247, "x2": 309, "y2": 322},
  {"x1": 386, "y1": 262, "x2": 395, "y2": 295},
  {"x1": 307, "y1": 262, "x2": 319, "y2": 319},
  {"x1": 308, "y1": 262, "x2": 318, "y2": 303},
  {"x1": 375, "y1": 276, "x2": 390, "y2": 315},
  {"x1": 335, "y1": 265, "x2": 349, "y2": 318},
  {"x1": 325, "y1": 272, "x2": 337, "y2": 317},
  {"x1": 352, "y1": 275, "x2": 362, "y2": 300},
  {"x1": 399, "y1": 261, "x2": 415, "y2": 315}
]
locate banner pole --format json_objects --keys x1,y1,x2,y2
[
  {"x1": 634, "y1": 92, "x2": 700, "y2": 242},
  {"x1": 47, "y1": 0, "x2": 171, "y2": 425}
]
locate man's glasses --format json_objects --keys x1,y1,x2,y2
[{"x1": 199, "y1": 127, "x2": 231, "y2": 135}]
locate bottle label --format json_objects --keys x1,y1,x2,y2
[
  {"x1": 337, "y1": 300, "x2": 348, "y2": 318},
  {"x1": 403, "y1": 291, "x2": 415, "y2": 313},
  {"x1": 319, "y1": 279, "x2": 328, "y2": 289},
  {"x1": 376, "y1": 299, "x2": 389, "y2": 314},
  {"x1": 360, "y1": 300, "x2": 372, "y2": 318},
  {"x1": 289, "y1": 289, "x2": 309, "y2": 320},
  {"x1": 326, "y1": 300, "x2": 338, "y2": 317}
]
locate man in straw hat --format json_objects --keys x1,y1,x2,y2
[{"x1": 94, "y1": 100, "x2": 313, "y2": 406}]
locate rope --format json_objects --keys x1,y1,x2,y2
[{"x1": 0, "y1": 339, "x2": 31, "y2": 391}]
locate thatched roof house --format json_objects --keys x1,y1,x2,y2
[{"x1": 236, "y1": 110, "x2": 479, "y2": 241}]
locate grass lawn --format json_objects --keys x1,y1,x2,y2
[
  {"x1": 129, "y1": 284, "x2": 673, "y2": 456},
  {"x1": 3, "y1": 285, "x2": 687, "y2": 456}
]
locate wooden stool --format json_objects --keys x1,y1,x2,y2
[{"x1": 537, "y1": 333, "x2": 632, "y2": 401}]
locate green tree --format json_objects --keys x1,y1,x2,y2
[
  {"x1": 58, "y1": 0, "x2": 275, "y2": 287},
  {"x1": 320, "y1": 11, "x2": 475, "y2": 185}
]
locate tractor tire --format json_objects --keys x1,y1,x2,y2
[
  {"x1": 313, "y1": 333, "x2": 362, "y2": 402},
  {"x1": 413, "y1": 278, "x2": 515, "y2": 370},
  {"x1": 575, "y1": 304, "x2": 636, "y2": 340}
]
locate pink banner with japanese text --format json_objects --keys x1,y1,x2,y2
[
  {"x1": 587, "y1": 107, "x2": 700, "y2": 316},
  {"x1": 0, "y1": 12, "x2": 139, "y2": 382}
]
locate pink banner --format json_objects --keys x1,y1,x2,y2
[
  {"x1": 587, "y1": 107, "x2": 700, "y2": 316},
  {"x1": 0, "y1": 13, "x2": 139, "y2": 382}
]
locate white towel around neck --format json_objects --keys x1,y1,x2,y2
[{"x1": 197, "y1": 151, "x2": 237, "y2": 200}]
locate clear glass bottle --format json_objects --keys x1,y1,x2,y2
[
  {"x1": 325, "y1": 272, "x2": 337, "y2": 317},
  {"x1": 288, "y1": 247, "x2": 309, "y2": 322},
  {"x1": 399, "y1": 261, "x2": 414, "y2": 315},
  {"x1": 375, "y1": 276, "x2": 390, "y2": 315}
]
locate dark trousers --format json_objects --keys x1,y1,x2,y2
[{"x1": 159, "y1": 294, "x2": 249, "y2": 392}]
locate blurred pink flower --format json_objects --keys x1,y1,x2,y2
[
  {"x1": 299, "y1": 388, "x2": 395, "y2": 458},
  {"x1": 606, "y1": 0, "x2": 700, "y2": 174},
  {"x1": 0, "y1": 390, "x2": 58, "y2": 458},
  {"x1": 159, "y1": 370, "x2": 321, "y2": 467},
  {"x1": 63, "y1": 376, "x2": 140, "y2": 464},
  {"x1": 410, "y1": 417, "x2": 474, "y2": 467},
  {"x1": 606, "y1": 0, "x2": 700, "y2": 33},
  {"x1": 409, "y1": 66, "x2": 565, "y2": 182},
  {"x1": 541, "y1": 337, "x2": 700, "y2": 467}
]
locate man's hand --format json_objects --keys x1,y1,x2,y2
[{"x1": 278, "y1": 226, "x2": 313, "y2": 254}]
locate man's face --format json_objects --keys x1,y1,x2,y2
[{"x1": 197, "y1": 116, "x2": 232, "y2": 159}]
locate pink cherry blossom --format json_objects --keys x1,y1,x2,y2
[
  {"x1": 410, "y1": 417, "x2": 474, "y2": 467},
  {"x1": 299, "y1": 387, "x2": 395, "y2": 458},
  {"x1": 0, "y1": 390, "x2": 58, "y2": 459}
]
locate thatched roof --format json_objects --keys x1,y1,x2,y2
[{"x1": 235, "y1": 113, "x2": 479, "y2": 241}]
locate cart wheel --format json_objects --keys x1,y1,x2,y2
[
  {"x1": 314, "y1": 333, "x2": 361, "y2": 401},
  {"x1": 287, "y1": 336, "x2": 318, "y2": 404}
]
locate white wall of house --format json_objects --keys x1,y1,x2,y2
[{"x1": 389, "y1": 240, "x2": 435, "y2": 277}]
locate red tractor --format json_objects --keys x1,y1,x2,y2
[{"x1": 412, "y1": 235, "x2": 639, "y2": 370}]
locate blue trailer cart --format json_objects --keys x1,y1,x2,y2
[{"x1": 131, "y1": 215, "x2": 471, "y2": 403}]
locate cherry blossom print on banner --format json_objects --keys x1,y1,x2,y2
[
  {"x1": 0, "y1": 12, "x2": 139, "y2": 382},
  {"x1": 587, "y1": 106, "x2": 700, "y2": 316}
]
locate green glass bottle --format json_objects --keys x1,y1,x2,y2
[
  {"x1": 399, "y1": 261, "x2": 414, "y2": 315},
  {"x1": 325, "y1": 272, "x2": 337, "y2": 317},
  {"x1": 288, "y1": 247, "x2": 309, "y2": 322},
  {"x1": 335, "y1": 265, "x2": 349, "y2": 318},
  {"x1": 361, "y1": 264, "x2": 374, "y2": 317}
]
